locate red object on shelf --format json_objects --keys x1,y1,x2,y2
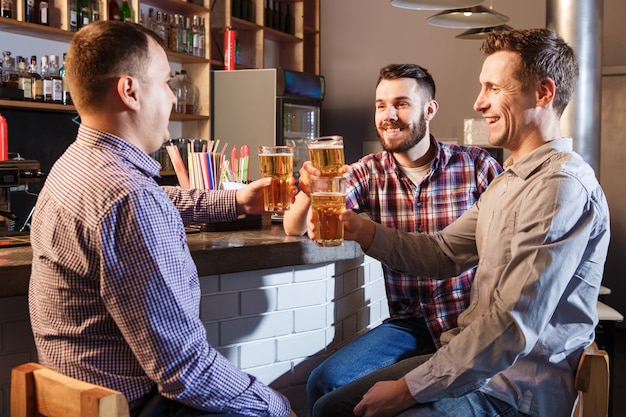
[
  {"x1": 0, "y1": 114, "x2": 7, "y2": 161},
  {"x1": 224, "y1": 26, "x2": 237, "y2": 71}
]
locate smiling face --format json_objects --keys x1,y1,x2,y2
[
  {"x1": 473, "y1": 50, "x2": 540, "y2": 155},
  {"x1": 374, "y1": 77, "x2": 432, "y2": 154}
]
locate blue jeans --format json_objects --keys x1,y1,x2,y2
[
  {"x1": 312, "y1": 353, "x2": 529, "y2": 417},
  {"x1": 306, "y1": 317, "x2": 436, "y2": 413}
]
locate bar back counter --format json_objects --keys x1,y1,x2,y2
[{"x1": 0, "y1": 217, "x2": 389, "y2": 417}]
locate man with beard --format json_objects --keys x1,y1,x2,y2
[{"x1": 282, "y1": 63, "x2": 502, "y2": 413}]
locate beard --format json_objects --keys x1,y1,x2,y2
[{"x1": 376, "y1": 116, "x2": 428, "y2": 153}]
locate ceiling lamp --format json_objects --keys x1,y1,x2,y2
[
  {"x1": 427, "y1": 5, "x2": 509, "y2": 28},
  {"x1": 455, "y1": 24, "x2": 513, "y2": 40},
  {"x1": 390, "y1": 0, "x2": 484, "y2": 10}
]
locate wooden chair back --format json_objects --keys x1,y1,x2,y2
[
  {"x1": 10, "y1": 362, "x2": 130, "y2": 417},
  {"x1": 571, "y1": 342, "x2": 610, "y2": 417}
]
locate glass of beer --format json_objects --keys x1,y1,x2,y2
[
  {"x1": 258, "y1": 145, "x2": 294, "y2": 215},
  {"x1": 308, "y1": 135, "x2": 345, "y2": 176},
  {"x1": 310, "y1": 176, "x2": 347, "y2": 247}
]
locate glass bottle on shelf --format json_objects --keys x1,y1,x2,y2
[
  {"x1": 120, "y1": 0, "x2": 131, "y2": 22},
  {"x1": 180, "y1": 70, "x2": 199, "y2": 115},
  {"x1": 59, "y1": 53, "x2": 72, "y2": 105},
  {"x1": 26, "y1": 0, "x2": 37, "y2": 23},
  {"x1": 108, "y1": 0, "x2": 120, "y2": 21},
  {"x1": 285, "y1": 3, "x2": 293, "y2": 35},
  {"x1": 77, "y1": 0, "x2": 91, "y2": 29},
  {"x1": 264, "y1": 0, "x2": 270, "y2": 27},
  {"x1": 48, "y1": 55, "x2": 63, "y2": 104},
  {"x1": 91, "y1": 0, "x2": 100, "y2": 22},
  {"x1": 40, "y1": 55, "x2": 52, "y2": 102},
  {"x1": 2, "y1": 51, "x2": 18, "y2": 89},
  {"x1": 39, "y1": 0, "x2": 49, "y2": 25},
  {"x1": 29, "y1": 56, "x2": 43, "y2": 102},
  {"x1": 172, "y1": 72, "x2": 185, "y2": 114},
  {"x1": 1, "y1": 0, "x2": 14, "y2": 19},
  {"x1": 17, "y1": 56, "x2": 32, "y2": 100}
]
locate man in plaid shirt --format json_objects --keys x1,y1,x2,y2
[{"x1": 283, "y1": 64, "x2": 502, "y2": 413}]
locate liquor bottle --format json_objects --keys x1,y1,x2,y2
[
  {"x1": 271, "y1": 0, "x2": 279, "y2": 30},
  {"x1": 108, "y1": 0, "x2": 120, "y2": 21},
  {"x1": 48, "y1": 55, "x2": 63, "y2": 104},
  {"x1": 235, "y1": 35, "x2": 241, "y2": 66},
  {"x1": 17, "y1": 56, "x2": 32, "y2": 100},
  {"x1": 181, "y1": 16, "x2": 190, "y2": 54},
  {"x1": 25, "y1": 0, "x2": 37, "y2": 23},
  {"x1": 284, "y1": 3, "x2": 293, "y2": 35},
  {"x1": 59, "y1": 53, "x2": 72, "y2": 105},
  {"x1": 198, "y1": 16, "x2": 206, "y2": 58},
  {"x1": 77, "y1": 0, "x2": 90, "y2": 28},
  {"x1": 246, "y1": 0, "x2": 254, "y2": 23},
  {"x1": 90, "y1": 0, "x2": 100, "y2": 22},
  {"x1": 172, "y1": 72, "x2": 185, "y2": 113},
  {"x1": 40, "y1": 55, "x2": 52, "y2": 101},
  {"x1": 155, "y1": 11, "x2": 166, "y2": 43},
  {"x1": 2, "y1": 51, "x2": 18, "y2": 89},
  {"x1": 264, "y1": 0, "x2": 270, "y2": 27},
  {"x1": 38, "y1": 0, "x2": 48, "y2": 25},
  {"x1": 180, "y1": 70, "x2": 199, "y2": 114},
  {"x1": 29, "y1": 56, "x2": 43, "y2": 102},
  {"x1": 144, "y1": 7, "x2": 155, "y2": 31},
  {"x1": 119, "y1": 0, "x2": 131, "y2": 22},
  {"x1": 1, "y1": 0, "x2": 13, "y2": 18},
  {"x1": 231, "y1": 0, "x2": 240, "y2": 19}
]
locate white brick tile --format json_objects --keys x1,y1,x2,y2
[
  {"x1": 276, "y1": 331, "x2": 326, "y2": 361},
  {"x1": 294, "y1": 305, "x2": 327, "y2": 332},
  {"x1": 221, "y1": 311, "x2": 293, "y2": 345},
  {"x1": 240, "y1": 339, "x2": 276, "y2": 368},
  {"x1": 198, "y1": 275, "x2": 219, "y2": 294},
  {"x1": 241, "y1": 288, "x2": 278, "y2": 316},
  {"x1": 217, "y1": 345, "x2": 239, "y2": 366},
  {"x1": 277, "y1": 282, "x2": 326, "y2": 310},
  {"x1": 293, "y1": 264, "x2": 329, "y2": 282},
  {"x1": 220, "y1": 267, "x2": 293, "y2": 291},
  {"x1": 244, "y1": 361, "x2": 292, "y2": 386},
  {"x1": 200, "y1": 292, "x2": 239, "y2": 321}
]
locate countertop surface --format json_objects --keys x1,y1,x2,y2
[{"x1": 0, "y1": 216, "x2": 363, "y2": 298}]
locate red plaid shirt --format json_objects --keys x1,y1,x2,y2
[{"x1": 345, "y1": 137, "x2": 502, "y2": 346}]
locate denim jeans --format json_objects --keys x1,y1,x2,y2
[
  {"x1": 312, "y1": 353, "x2": 529, "y2": 417},
  {"x1": 306, "y1": 317, "x2": 436, "y2": 413}
]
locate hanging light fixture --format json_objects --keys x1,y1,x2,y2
[
  {"x1": 455, "y1": 24, "x2": 513, "y2": 40},
  {"x1": 390, "y1": 0, "x2": 484, "y2": 10},
  {"x1": 427, "y1": 1, "x2": 509, "y2": 29}
]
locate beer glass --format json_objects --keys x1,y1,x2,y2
[
  {"x1": 258, "y1": 145, "x2": 293, "y2": 215},
  {"x1": 307, "y1": 135, "x2": 345, "y2": 176},
  {"x1": 310, "y1": 176, "x2": 347, "y2": 247}
]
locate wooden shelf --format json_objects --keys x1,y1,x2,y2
[
  {"x1": 0, "y1": 17, "x2": 74, "y2": 42},
  {"x1": 0, "y1": 99, "x2": 76, "y2": 113}
]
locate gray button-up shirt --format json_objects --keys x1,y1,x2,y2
[{"x1": 366, "y1": 138, "x2": 610, "y2": 417}]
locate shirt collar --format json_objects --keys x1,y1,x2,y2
[
  {"x1": 505, "y1": 137, "x2": 574, "y2": 180},
  {"x1": 76, "y1": 125, "x2": 162, "y2": 178}
]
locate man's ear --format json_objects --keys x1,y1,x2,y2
[
  {"x1": 116, "y1": 75, "x2": 140, "y2": 110},
  {"x1": 536, "y1": 77, "x2": 556, "y2": 108},
  {"x1": 425, "y1": 99, "x2": 439, "y2": 122}
]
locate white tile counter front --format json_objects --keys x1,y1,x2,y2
[{"x1": 198, "y1": 256, "x2": 388, "y2": 416}]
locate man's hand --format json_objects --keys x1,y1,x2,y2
[
  {"x1": 353, "y1": 378, "x2": 416, "y2": 417},
  {"x1": 298, "y1": 161, "x2": 349, "y2": 196},
  {"x1": 235, "y1": 177, "x2": 297, "y2": 215},
  {"x1": 306, "y1": 208, "x2": 376, "y2": 251}
]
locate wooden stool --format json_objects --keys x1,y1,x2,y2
[
  {"x1": 10, "y1": 362, "x2": 130, "y2": 417},
  {"x1": 571, "y1": 342, "x2": 610, "y2": 417}
]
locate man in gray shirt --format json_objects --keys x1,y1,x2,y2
[{"x1": 309, "y1": 28, "x2": 610, "y2": 417}]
